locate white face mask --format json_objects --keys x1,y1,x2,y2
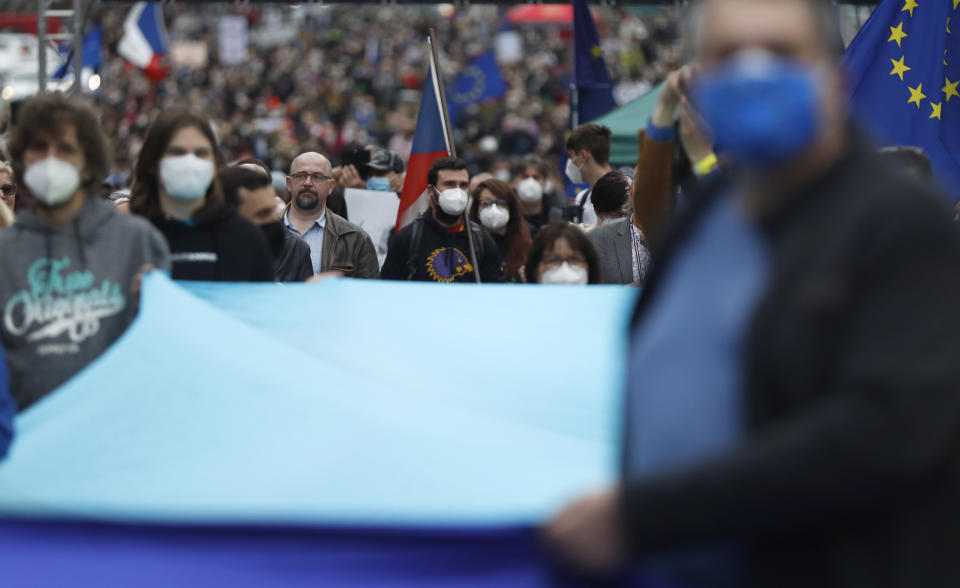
[
  {"x1": 516, "y1": 177, "x2": 544, "y2": 204},
  {"x1": 541, "y1": 261, "x2": 588, "y2": 285},
  {"x1": 437, "y1": 187, "x2": 469, "y2": 216},
  {"x1": 160, "y1": 154, "x2": 214, "y2": 201},
  {"x1": 565, "y1": 158, "x2": 583, "y2": 185},
  {"x1": 24, "y1": 157, "x2": 81, "y2": 206},
  {"x1": 479, "y1": 204, "x2": 510, "y2": 231}
]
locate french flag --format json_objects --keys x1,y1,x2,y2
[
  {"x1": 396, "y1": 53, "x2": 451, "y2": 231},
  {"x1": 117, "y1": 2, "x2": 169, "y2": 83}
]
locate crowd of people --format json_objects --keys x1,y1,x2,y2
[{"x1": 2, "y1": 0, "x2": 960, "y2": 586}]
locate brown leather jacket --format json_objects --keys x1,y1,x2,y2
[{"x1": 320, "y1": 210, "x2": 380, "y2": 279}]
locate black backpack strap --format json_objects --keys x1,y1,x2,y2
[
  {"x1": 576, "y1": 188, "x2": 591, "y2": 224},
  {"x1": 406, "y1": 216, "x2": 425, "y2": 281}
]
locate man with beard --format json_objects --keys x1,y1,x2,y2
[
  {"x1": 381, "y1": 158, "x2": 503, "y2": 283},
  {"x1": 283, "y1": 151, "x2": 379, "y2": 279}
]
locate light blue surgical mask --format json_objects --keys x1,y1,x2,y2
[
  {"x1": 693, "y1": 51, "x2": 822, "y2": 169},
  {"x1": 366, "y1": 176, "x2": 392, "y2": 191}
]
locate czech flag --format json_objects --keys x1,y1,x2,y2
[
  {"x1": 396, "y1": 49, "x2": 452, "y2": 231},
  {"x1": 117, "y1": 2, "x2": 169, "y2": 83}
]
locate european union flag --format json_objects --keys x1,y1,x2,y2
[
  {"x1": 447, "y1": 51, "x2": 506, "y2": 125},
  {"x1": 844, "y1": 0, "x2": 960, "y2": 201},
  {"x1": 572, "y1": 0, "x2": 617, "y2": 125}
]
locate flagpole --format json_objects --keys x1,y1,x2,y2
[{"x1": 428, "y1": 29, "x2": 482, "y2": 285}]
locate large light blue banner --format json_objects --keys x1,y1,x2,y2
[{"x1": 0, "y1": 274, "x2": 635, "y2": 526}]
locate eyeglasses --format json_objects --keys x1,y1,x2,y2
[
  {"x1": 0, "y1": 184, "x2": 15, "y2": 196},
  {"x1": 477, "y1": 199, "x2": 509, "y2": 210},
  {"x1": 290, "y1": 172, "x2": 333, "y2": 184}
]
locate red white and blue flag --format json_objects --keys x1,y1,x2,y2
[
  {"x1": 117, "y1": 2, "x2": 169, "y2": 83},
  {"x1": 396, "y1": 48, "x2": 452, "y2": 231}
]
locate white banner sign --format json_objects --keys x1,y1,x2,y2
[
  {"x1": 219, "y1": 16, "x2": 248, "y2": 66},
  {"x1": 343, "y1": 189, "x2": 401, "y2": 269}
]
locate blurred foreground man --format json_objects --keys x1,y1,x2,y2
[
  {"x1": 546, "y1": 1, "x2": 960, "y2": 587},
  {"x1": 0, "y1": 95, "x2": 170, "y2": 410}
]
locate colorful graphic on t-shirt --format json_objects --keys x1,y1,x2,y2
[
  {"x1": 3, "y1": 257, "x2": 126, "y2": 354},
  {"x1": 426, "y1": 247, "x2": 473, "y2": 283}
]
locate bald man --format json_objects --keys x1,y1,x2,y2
[{"x1": 284, "y1": 152, "x2": 379, "y2": 278}]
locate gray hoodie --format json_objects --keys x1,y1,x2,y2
[{"x1": 0, "y1": 198, "x2": 170, "y2": 410}]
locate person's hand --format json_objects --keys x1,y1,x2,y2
[
  {"x1": 389, "y1": 172, "x2": 405, "y2": 194},
  {"x1": 131, "y1": 264, "x2": 155, "y2": 300},
  {"x1": 678, "y1": 97, "x2": 715, "y2": 165},
  {"x1": 339, "y1": 164, "x2": 364, "y2": 189},
  {"x1": 651, "y1": 65, "x2": 693, "y2": 128},
  {"x1": 305, "y1": 270, "x2": 344, "y2": 283},
  {"x1": 543, "y1": 488, "x2": 626, "y2": 575}
]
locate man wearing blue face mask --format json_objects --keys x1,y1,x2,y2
[
  {"x1": 546, "y1": 1, "x2": 960, "y2": 587},
  {"x1": 363, "y1": 150, "x2": 405, "y2": 194}
]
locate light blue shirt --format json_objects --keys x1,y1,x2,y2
[
  {"x1": 625, "y1": 193, "x2": 770, "y2": 586},
  {"x1": 283, "y1": 209, "x2": 326, "y2": 275}
]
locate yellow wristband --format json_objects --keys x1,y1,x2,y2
[{"x1": 694, "y1": 153, "x2": 719, "y2": 176}]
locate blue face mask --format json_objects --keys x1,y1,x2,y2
[
  {"x1": 366, "y1": 176, "x2": 392, "y2": 191},
  {"x1": 693, "y1": 52, "x2": 821, "y2": 169}
]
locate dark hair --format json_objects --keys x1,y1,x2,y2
[
  {"x1": 427, "y1": 157, "x2": 469, "y2": 188},
  {"x1": 131, "y1": 108, "x2": 225, "y2": 221},
  {"x1": 8, "y1": 94, "x2": 111, "y2": 194},
  {"x1": 470, "y1": 178, "x2": 532, "y2": 282},
  {"x1": 234, "y1": 157, "x2": 271, "y2": 177},
  {"x1": 565, "y1": 124, "x2": 612, "y2": 165},
  {"x1": 877, "y1": 146, "x2": 933, "y2": 181},
  {"x1": 510, "y1": 154, "x2": 551, "y2": 182},
  {"x1": 524, "y1": 221, "x2": 603, "y2": 284},
  {"x1": 591, "y1": 171, "x2": 631, "y2": 216},
  {"x1": 218, "y1": 166, "x2": 271, "y2": 209}
]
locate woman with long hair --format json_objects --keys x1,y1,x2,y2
[
  {"x1": 469, "y1": 178, "x2": 531, "y2": 282},
  {"x1": 131, "y1": 108, "x2": 273, "y2": 281}
]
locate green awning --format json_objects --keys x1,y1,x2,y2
[{"x1": 593, "y1": 81, "x2": 664, "y2": 167}]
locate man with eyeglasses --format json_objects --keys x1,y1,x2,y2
[{"x1": 284, "y1": 151, "x2": 379, "y2": 279}]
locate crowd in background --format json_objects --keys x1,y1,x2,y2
[{"x1": 33, "y1": 3, "x2": 683, "y2": 184}]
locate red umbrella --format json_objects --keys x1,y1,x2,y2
[{"x1": 505, "y1": 4, "x2": 574, "y2": 25}]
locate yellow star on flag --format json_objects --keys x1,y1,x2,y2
[
  {"x1": 908, "y1": 83, "x2": 926, "y2": 108},
  {"x1": 944, "y1": 76, "x2": 960, "y2": 102},
  {"x1": 888, "y1": 22, "x2": 909, "y2": 46},
  {"x1": 590, "y1": 45, "x2": 603, "y2": 58},
  {"x1": 948, "y1": 17, "x2": 953, "y2": 34},
  {"x1": 902, "y1": 0, "x2": 919, "y2": 17},
  {"x1": 954, "y1": 0, "x2": 959, "y2": 10},
  {"x1": 930, "y1": 101, "x2": 942, "y2": 120},
  {"x1": 889, "y1": 56, "x2": 911, "y2": 80}
]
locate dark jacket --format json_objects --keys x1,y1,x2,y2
[
  {"x1": 381, "y1": 212, "x2": 504, "y2": 283},
  {"x1": 153, "y1": 206, "x2": 273, "y2": 282},
  {"x1": 275, "y1": 230, "x2": 313, "y2": 282},
  {"x1": 318, "y1": 209, "x2": 379, "y2": 279},
  {"x1": 621, "y1": 131, "x2": 960, "y2": 588}
]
